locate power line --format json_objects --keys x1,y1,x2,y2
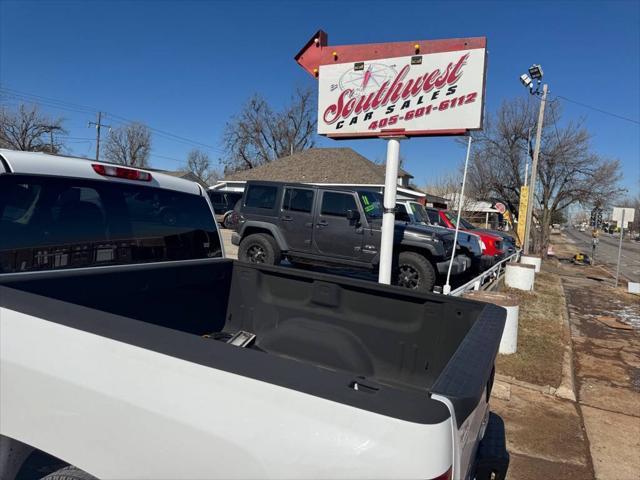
[
  {"x1": 149, "y1": 152, "x2": 188, "y2": 166},
  {"x1": 105, "y1": 111, "x2": 223, "y2": 152},
  {"x1": 0, "y1": 86, "x2": 96, "y2": 113},
  {"x1": 554, "y1": 95, "x2": 639, "y2": 125},
  {"x1": 0, "y1": 86, "x2": 226, "y2": 154}
]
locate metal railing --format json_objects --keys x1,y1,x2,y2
[{"x1": 448, "y1": 251, "x2": 521, "y2": 297}]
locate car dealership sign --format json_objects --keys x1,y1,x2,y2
[
  {"x1": 295, "y1": 33, "x2": 487, "y2": 290},
  {"x1": 296, "y1": 33, "x2": 487, "y2": 138},
  {"x1": 317, "y1": 48, "x2": 486, "y2": 137}
]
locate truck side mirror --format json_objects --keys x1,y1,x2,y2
[{"x1": 346, "y1": 209, "x2": 360, "y2": 222}]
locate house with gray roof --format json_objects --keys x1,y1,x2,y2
[{"x1": 213, "y1": 147, "x2": 426, "y2": 201}]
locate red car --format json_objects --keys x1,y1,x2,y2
[{"x1": 426, "y1": 207, "x2": 505, "y2": 267}]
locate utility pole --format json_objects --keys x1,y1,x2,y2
[
  {"x1": 88, "y1": 112, "x2": 111, "y2": 161},
  {"x1": 523, "y1": 84, "x2": 548, "y2": 255},
  {"x1": 43, "y1": 125, "x2": 57, "y2": 153}
]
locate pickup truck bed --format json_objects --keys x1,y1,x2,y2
[{"x1": 1, "y1": 259, "x2": 506, "y2": 479}]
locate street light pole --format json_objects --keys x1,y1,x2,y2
[{"x1": 523, "y1": 83, "x2": 548, "y2": 255}]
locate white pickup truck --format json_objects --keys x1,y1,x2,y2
[{"x1": 0, "y1": 150, "x2": 509, "y2": 480}]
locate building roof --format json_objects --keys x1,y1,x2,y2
[{"x1": 224, "y1": 148, "x2": 412, "y2": 183}]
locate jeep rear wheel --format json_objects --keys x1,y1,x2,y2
[
  {"x1": 238, "y1": 233, "x2": 281, "y2": 265},
  {"x1": 222, "y1": 211, "x2": 236, "y2": 229},
  {"x1": 394, "y1": 251, "x2": 436, "y2": 292}
]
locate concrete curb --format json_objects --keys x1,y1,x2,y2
[
  {"x1": 556, "y1": 278, "x2": 577, "y2": 402},
  {"x1": 494, "y1": 374, "x2": 557, "y2": 396}
]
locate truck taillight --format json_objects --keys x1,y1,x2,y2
[
  {"x1": 92, "y1": 164, "x2": 152, "y2": 182},
  {"x1": 428, "y1": 466, "x2": 452, "y2": 480}
]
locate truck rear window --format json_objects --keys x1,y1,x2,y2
[{"x1": 0, "y1": 174, "x2": 221, "y2": 273}]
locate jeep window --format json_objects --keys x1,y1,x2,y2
[
  {"x1": 394, "y1": 204, "x2": 411, "y2": 223},
  {"x1": 358, "y1": 191, "x2": 383, "y2": 220},
  {"x1": 226, "y1": 192, "x2": 243, "y2": 207},
  {"x1": 282, "y1": 188, "x2": 314, "y2": 213},
  {"x1": 244, "y1": 185, "x2": 277, "y2": 210},
  {"x1": 321, "y1": 191, "x2": 357, "y2": 217},
  {"x1": 0, "y1": 174, "x2": 221, "y2": 273},
  {"x1": 208, "y1": 192, "x2": 224, "y2": 206},
  {"x1": 444, "y1": 210, "x2": 475, "y2": 229},
  {"x1": 426, "y1": 208, "x2": 440, "y2": 225},
  {"x1": 409, "y1": 202, "x2": 430, "y2": 224}
]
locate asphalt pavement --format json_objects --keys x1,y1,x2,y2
[{"x1": 563, "y1": 228, "x2": 640, "y2": 283}]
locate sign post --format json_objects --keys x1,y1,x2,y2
[
  {"x1": 615, "y1": 209, "x2": 625, "y2": 287},
  {"x1": 295, "y1": 31, "x2": 487, "y2": 288},
  {"x1": 378, "y1": 137, "x2": 403, "y2": 284},
  {"x1": 612, "y1": 207, "x2": 635, "y2": 287},
  {"x1": 443, "y1": 136, "x2": 473, "y2": 294}
]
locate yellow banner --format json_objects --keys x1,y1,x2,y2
[{"x1": 516, "y1": 185, "x2": 529, "y2": 247}]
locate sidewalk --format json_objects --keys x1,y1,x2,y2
[{"x1": 491, "y1": 236, "x2": 640, "y2": 479}]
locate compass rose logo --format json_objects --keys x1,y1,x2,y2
[{"x1": 334, "y1": 63, "x2": 397, "y2": 96}]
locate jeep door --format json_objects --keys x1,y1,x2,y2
[
  {"x1": 279, "y1": 187, "x2": 314, "y2": 252},
  {"x1": 313, "y1": 190, "x2": 364, "y2": 259}
]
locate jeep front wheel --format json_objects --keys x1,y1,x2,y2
[
  {"x1": 238, "y1": 233, "x2": 281, "y2": 265},
  {"x1": 394, "y1": 251, "x2": 436, "y2": 292}
]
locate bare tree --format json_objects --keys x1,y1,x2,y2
[
  {"x1": 0, "y1": 104, "x2": 67, "y2": 153},
  {"x1": 222, "y1": 88, "x2": 316, "y2": 173},
  {"x1": 467, "y1": 97, "x2": 624, "y2": 256},
  {"x1": 374, "y1": 153, "x2": 406, "y2": 168},
  {"x1": 185, "y1": 148, "x2": 220, "y2": 185},
  {"x1": 104, "y1": 122, "x2": 151, "y2": 167},
  {"x1": 422, "y1": 171, "x2": 481, "y2": 217}
]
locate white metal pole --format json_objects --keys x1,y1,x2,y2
[
  {"x1": 378, "y1": 137, "x2": 402, "y2": 285},
  {"x1": 444, "y1": 136, "x2": 473, "y2": 294},
  {"x1": 523, "y1": 84, "x2": 548, "y2": 255},
  {"x1": 615, "y1": 209, "x2": 625, "y2": 287}
]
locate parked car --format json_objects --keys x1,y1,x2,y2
[
  {"x1": 426, "y1": 208, "x2": 509, "y2": 268},
  {"x1": 395, "y1": 200, "x2": 484, "y2": 273},
  {"x1": 232, "y1": 181, "x2": 471, "y2": 292},
  {"x1": 0, "y1": 150, "x2": 509, "y2": 480},
  {"x1": 207, "y1": 189, "x2": 243, "y2": 228}
]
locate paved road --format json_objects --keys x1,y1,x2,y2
[{"x1": 564, "y1": 228, "x2": 640, "y2": 283}]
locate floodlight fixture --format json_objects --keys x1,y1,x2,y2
[
  {"x1": 520, "y1": 74, "x2": 533, "y2": 89},
  {"x1": 528, "y1": 64, "x2": 543, "y2": 80}
]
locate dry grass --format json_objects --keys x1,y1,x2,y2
[{"x1": 496, "y1": 267, "x2": 568, "y2": 388}]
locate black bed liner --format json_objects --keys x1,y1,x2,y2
[{"x1": 0, "y1": 258, "x2": 505, "y2": 426}]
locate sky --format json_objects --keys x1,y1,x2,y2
[{"x1": 1, "y1": 0, "x2": 639, "y2": 194}]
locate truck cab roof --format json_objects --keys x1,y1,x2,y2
[{"x1": 0, "y1": 149, "x2": 202, "y2": 196}]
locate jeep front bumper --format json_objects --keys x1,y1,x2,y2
[
  {"x1": 231, "y1": 233, "x2": 241, "y2": 246},
  {"x1": 436, "y1": 254, "x2": 470, "y2": 275}
]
